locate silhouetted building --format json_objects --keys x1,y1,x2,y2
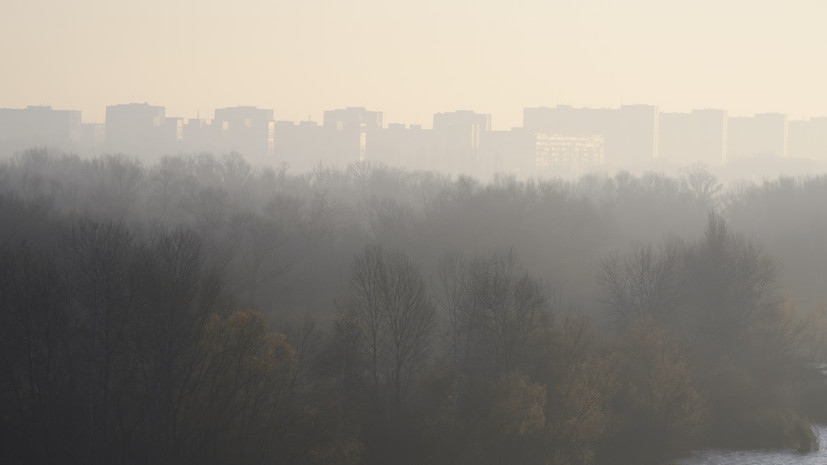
[
  {"x1": 433, "y1": 110, "x2": 491, "y2": 132},
  {"x1": 523, "y1": 104, "x2": 657, "y2": 166},
  {"x1": 659, "y1": 109, "x2": 728, "y2": 165},
  {"x1": 162, "y1": 117, "x2": 184, "y2": 153},
  {"x1": 369, "y1": 123, "x2": 425, "y2": 169},
  {"x1": 182, "y1": 118, "x2": 210, "y2": 153},
  {"x1": 788, "y1": 117, "x2": 827, "y2": 160},
  {"x1": 212, "y1": 106, "x2": 275, "y2": 164},
  {"x1": 0, "y1": 105, "x2": 82, "y2": 155},
  {"x1": 727, "y1": 113, "x2": 788, "y2": 159},
  {"x1": 81, "y1": 123, "x2": 105, "y2": 152},
  {"x1": 535, "y1": 134, "x2": 605, "y2": 174},
  {"x1": 105, "y1": 103, "x2": 172, "y2": 158},
  {"x1": 274, "y1": 120, "x2": 328, "y2": 172},
  {"x1": 615, "y1": 105, "x2": 658, "y2": 165},
  {"x1": 524, "y1": 105, "x2": 612, "y2": 136},
  {"x1": 324, "y1": 107, "x2": 383, "y2": 131},
  {"x1": 479, "y1": 128, "x2": 537, "y2": 175},
  {"x1": 322, "y1": 107, "x2": 383, "y2": 165},
  {"x1": 432, "y1": 110, "x2": 491, "y2": 175}
]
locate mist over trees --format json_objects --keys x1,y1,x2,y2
[{"x1": 2, "y1": 148, "x2": 827, "y2": 465}]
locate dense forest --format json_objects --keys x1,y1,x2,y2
[{"x1": 3, "y1": 148, "x2": 827, "y2": 465}]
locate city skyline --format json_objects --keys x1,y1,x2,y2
[
  {"x1": 3, "y1": 1, "x2": 827, "y2": 129},
  {"x1": 3, "y1": 100, "x2": 826, "y2": 129},
  {"x1": 5, "y1": 102, "x2": 824, "y2": 180}
]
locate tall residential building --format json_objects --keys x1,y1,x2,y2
[
  {"x1": 81, "y1": 123, "x2": 105, "y2": 152},
  {"x1": 524, "y1": 105, "x2": 614, "y2": 136},
  {"x1": 480, "y1": 128, "x2": 536, "y2": 175},
  {"x1": 432, "y1": 110, "x2": 491, "y2": 175},
  {"x1": 727, "y1": 113, "x2": 788, "y2": 159},
  {"x1": 274, "y1": 120, "x2": 328, "y2": 172},
  {"x1": 105, "y1": 103, "x2": 171, "y2": 158},
  {"x1": 369, "y1": 123, "x2": 431, "y2": 171},
  {"x1": 615, "y1": 105, "x2": 659, "y2": 165},
  {"x1": 659, "y1": 109, "x2": 728, "y2": 165},
  {"x1": 0, "y1": 105, "x2": 82, "y2": 155},
  {"x1": 211, "y1": 106, "x2": 275, "y2": 164},
  {"x1": 788, "y1": 117, "x2": 827, "y2": 161},
  {"x1": 322, "y1": 107, "x2": 383, "y2": 165},
  {"x1": 182, "y1": 118, "x2": 210, "y2": 153},
  {"x1": 535, "y1": 134, "x2": 605, "y2": 174},
  {"x1": 523, "y1": 104, "x2": 658, "y2": 166}
]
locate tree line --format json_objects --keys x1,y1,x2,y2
[{"x1": 2, "y1": 148, "x2": 827, "y2": 465}]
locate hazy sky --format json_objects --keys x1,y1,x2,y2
[{"x1": 3, "y1": 0, "x2": 826, "y2": 129}]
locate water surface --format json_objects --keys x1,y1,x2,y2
[{"x1": 676, "y1": 425, "x2": 826, "y2": 465}]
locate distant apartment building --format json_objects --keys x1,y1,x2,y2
[
  {"x1": 788, "y1": 117, "x2": 827, "y2": 160},
  {"x1": 480, "y1": 128, "x2": 537, "y2": 175},
  {"x1": 322, "y1": 107, "x2": 383, "y2": 165},
  {"x1": 105, "y1": 103, "x2": 176, "y2": 158},
  {"x1": 182, "y1": 118, "x2": 210, "y2": 153},
  {"x1": 368, "y1": 123, "x2": 433, "y2": 171},
  {"x1": 81, "y1": 123, "x2": 105, "y2": 151},
  {"x1": 524, "y1": 105, "x2": 612, "y2": 136},
  {"x1": 211, "y1": 106, "x2": 275, "y2": 165},
  {"x1": 535, "y1": 134, "x2": 605, "y2": 173},
  {"x1": 372, "y1": 123, "x2": 414, "y2": 168},
  {"x1": 324, "y1": 107, "x2": 383, "y2": 131},
  {"x1": 0, "y1": 105, "x2": 82, "y2": 155},
  {"x1": 273, "y1": 120, "x2": 329, "y2": 172},
  {"x1": 163, "y1": 117, "x2": 184, "y2": 150},
  {"x1": 433, "y1": 110, "x2": 492, "y2": 133},
  {"x1": 431, "y1": 110, "x2": 491, "y2": 175},
  {"x1": 523, "y1": 105, "x2": 657, "y2": 166},
  {"x1": 615, "y1": 105, "x2": 659, "y2": 165},
  {"x1": 659, "y1": 109, "x2": 727, "y2": 165},
  {"x1": 727, "y1": 113, "x2": 788, "y2": 159}
]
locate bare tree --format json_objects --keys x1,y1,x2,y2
[
  {"x1": 438, "y1": 251, "x2": 552, "y2": 410},
  {"x1": 679, "y1": 163, "x2": 722, "y2": 212},
  {"x1": 597, "y1": 239, "x2": 683, "y2": 327},
  {"x1": 0, "y1": 243, "x2": 73, "y2": 464},
  {"x1": 63, "y1": 219, "x2": 134, "y2": 464},
  {"x1": 475, "y1": 251, "x2": 550, "y2": 378},
  {"x1": 336, "y1": 244, "x2": 435, "y2": 442}
]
